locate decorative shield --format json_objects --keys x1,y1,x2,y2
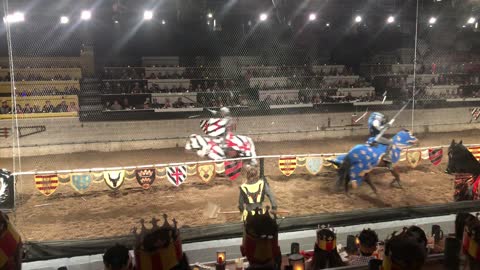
[
  {"x1": 167, "y1": 166, "x2": 187, "y2": 186},
  {"x1": 92, "y1": 172, "x2": 104, "y2": 182},
  {"x1": 296, "y1": 157, "x2": 307, "y2": 167},
  {"x1": 70, "y1": 173, "x2": 92, "y2": 194},
  {"x1": 156, "y1": 167, "x2": 166, "y2": 180},
  {"x1": 215, "y1": 162, "x2": 225, "y2": 174},
  {"x1": 58, "y1": 174, "x2": 71, "y2": 184},
  {"x1": 279, "y1": 156, "x2": 297, "y2": 176},
  {"x1": 306, "y1": 157, "x2": 323, "y2": 175},
  {"x1": 103, "y1": 170, "x2": 125, "y2": 190},
  {"x1": 187, "y1": 164, "x2": 197, "y2": 176},
  {"x1": 421, "y1": 150, "x2": 429, "y2": 160},
  {"x1": 468, "y1": 146, "x2": 480, "y2": 162},
  {"x1": 35, "y1": 174, "x2": 59, "y2": 196},
  {"x1": 428, "y1": 148, "x2": 443, "y2": 166},
  {"x1": 197, "y1": 163, "x2": 216, "y2": 183},
  {"x1": 135, "y1": 169, "x2": 156, "y2": 190},
  {"x1": 406, "y1": 151, "x2": 422, "y2": 168},
  {"x1": 225, "y1": 161, "x2": 243, "y2": 181}
]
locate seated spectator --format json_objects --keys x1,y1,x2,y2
[
  {"x1": 103, "y1": 244, "x2": 133, "y2": 270},
  {"x1": 0, "y1": 210, "x2": 23, "y2": 270},
  {"x1": 308, "y1": 227, "x2": 345, "y2": 269},
  {"x1": 173, "y1": 97, "x2": 185, "y2": 108},
  {"x1": 23, "y1": 103, "x2": 33, "y2": 114},
  {"x1": 163, "y1": 98, "x2": 172, "y2": 109},
  {"x1": 349, "y1": 229, "x2": 378, "y2": 265},
  {"x1": 0, "y1": 101, "x2": 11, "y2": 114},
  {"x1": 68, "y1": 102, "x2": 79, "y2": 112},
  {"x1": 110, "y1": 100, "x2": 123, "y2": 110},
  {"x1": 264, "y1": 95, "x2": 273, "y2": 105},
  {"x1": 123, "y1": 98, "x2": 131, "y2": 109},
  {"x1": 42, "y1": 101, "x2": 54, "y2": 113},
  {"x1": 151, "y1": 98, "x2": 161, "y2": 109},
  {"x1": 33, "y1": 105, "x2": 41, "y2": 113},
  {"x1": 14, "y1": 104, "x2": 23, "y2": 114},
  {"x1": 57, "y1": 101, "x2": 68, "y2": 112}
]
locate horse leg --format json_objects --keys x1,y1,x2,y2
[
  {"x1": 389, "y1": 165, "x2": 402, "y2": 189},
  {"x1": 364, "y1": 173, "x2": 378, "y2": 194}
]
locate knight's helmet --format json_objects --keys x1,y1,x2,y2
[
  {"x1": 316, "y1": 226, "x2": 337, "y2": 252},
  {"x1": 0, "y1": 210, "x2": 22, "y2": 270},
  {"x1": 240, "y1": 207, "x2": 281, "y2": 266},
  {"x1": 220, "y1": 107, "x2": 230, "y2": 117},
  {"x1": 133, "y1": 214, "x2": 184, "y2": 270}
]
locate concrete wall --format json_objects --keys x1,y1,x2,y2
[{"x1": 0, "y1": 107, "x2": 478, "y2": 157}]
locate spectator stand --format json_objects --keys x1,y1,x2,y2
[{"x1": 0, "y1": 95, "x2": 79, "y2": 119}]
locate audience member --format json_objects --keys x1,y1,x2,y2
[
  {"x1": 0, "y1": 211, "x2": 23, "y2": 270},
  {"x1": 57, "y1": 101, "x2": 68, "y2": 112},
  {"x1": 0, "y1": 101, "x2": 11, "y2": 114},
  {"x1": 42, "y1": 101, "x2": 55, "y2": 113},
  {"x1": 68, "y1": 102, "x2": 79, "y2": 112},
  {"x1": 349, "y1": 229, "x2": 379, "y2": 265},
  {"x1": 308, "y1": 227, "x2": 345, "y2": 270},
  {"x1": 23, "y1": 103, "x2": 33, "y2": 114},
  {"x1": 163, "y1": 98, "x2": 172, "y2": 109},
  {"x1": 110, "y1": 100, "x2": 123, "y2": 110},
  {"x1": 103, "y1": 244, "x2": 133, "y2": 270},
  {"x1": 173, "y1": 97, "x2": 186, "y2": 108}
]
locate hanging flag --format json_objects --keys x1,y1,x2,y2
[
  {"x1": 135, "y1": 168, "x2": 156, "y2": 190},
  {"x1": 279, "y1": 156, "x2": 297, "y2": 176},
  {"x1": 167, "y1": 166, "x2": 187, "y2": 186},
  {"x1": 306, "y1": 157, "x2": 323, "y2": 175},
  {"x1": 215, "y1": 162, "x2": 225, "y2": 174},
  {"x1": 296, "y1": 157, "x2": 307, "y2": 167},
  {"x1": 197, "y1": 163, "x2": 216, "y2": 183},
  {"x1": 428, "y1": 148, "x2": 443, "y2": 166},
  {"x1": 468, "y1": 146, "x2": 480, "y2": 162},
  {"x1": 70, "y1": 173, "x2": 92, "y2": 194},
  {"x1": 421, "y1": 150, "x2": 429, "y2": 160},
  {"x1": 472, "y1": 108, "x2": 480, "y2": 121},
  {"x1": 187, "y1": 164, "x2": 197, "y2": 176},
  {"x1": 103, "y1": 170, "x2": 126, "y2": 190},
  {"x1": 406, "y1": 151, "x2": 422, "y2": 168},
  {"x1": 35, "y1": 174, "x2": 59, "y2": 196},
  {"x1": 225, "y1": 161, "x2": 243, "y2": 181}
]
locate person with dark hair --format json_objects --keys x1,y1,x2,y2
[
  {"x1": 103, "y1": 244, "x2": 132, "y2": 270},
  {"x1": 308, "y1": 228, "x2": 346, "y2": 269},
  {"x1": 405, "y1": 226, "x2": 428, "y2": 250},
  {"x1": 380, "y1": 230, "x2": 427, "y2": 270},
  {"x1": 456, "y1": 212, "x2": 476, "y2": 241},
  {"x1": 350, "y1": 229, "x2": 379, "y2": 265},
  {"x1": 0, "y1": 211, "x2": 23, "y2": 270}
]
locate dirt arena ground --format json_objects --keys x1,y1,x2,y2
[{"x1": 1, "y1": 129, "x2": 479, "y2": 241}]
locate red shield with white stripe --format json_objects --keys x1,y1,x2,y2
[
  {"x1": 225, "y1": 161, "x2": 243, "y2": 181},
  {"x1": 428, "y1": 148, "x2": 443, "y2": 166}
]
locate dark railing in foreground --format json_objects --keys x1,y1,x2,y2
[{"x1": 23, "y1": 200, "x2": 480, "y2": 262}]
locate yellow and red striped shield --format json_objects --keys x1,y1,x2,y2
[
  {"x1": 468, "y1": 146, "x2": 480, "y2": 162},
  {"x1": 278, "y1": 156, "x2": 297, "y2": 176},
  {"x1": 34, "y1": 174, "x2": 59, "y2": 197}
]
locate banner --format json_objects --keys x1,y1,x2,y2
[
  {"x1": 406, "y1": 151, "x2": 421, "y2": 168},
  {"x1": 167, "y1": 166, "x2": 187, "y2": 187},
  {"x1": 197, "y1": 164, "x2": 216, "y2": 183},
  {"x1": 135, "y1": 169, "x2": 156, "y2": 190},
  {"x1": 103, "y1": 170, "x2": 125, "y2": 190},
  {"x1": 35, "y1": 174, "x2": 59, "y2": 196},
  {"x1": 70, "y1": 173, "x2": 92, "y2": 194},
  {"x1": 428, "y1": 148, "x2": 443, "y2": 166},
  {"x1": 279, "y1": 156, "x2": 297, "y2": 176},
  {"x1": 225, "y1": 161, "x2": 243, "y2": 181},
  {"x1": 306, "y1": 157, "x2": 323, "y2": 175}
]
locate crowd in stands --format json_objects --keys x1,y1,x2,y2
[
  {"x1": 0, "y1": 99, "x2": 79, "y2": 114},
  {"x1": 0, "y1": 73, "x2": 78, "y2": 81},
  {"x1": 14, "y1": 86, "x2": 80, "y2": 96}
]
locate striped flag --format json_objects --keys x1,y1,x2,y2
[
  {"x1": 468, "y1": 146, "x2": 480, "y2": 161},
  {"x1": 167, "y1": 166, "x2": 187, "y2": 187},
  {"x1": 34, "y1": 174, "x2": 59, "y2": 196},
  {"x1": 200, "y1": 118, "x2": 227, "y2": 137},
  {"x1": 472, "y1": 108, "x2": 480, "y2": 121},
  {"x1": 225, "y1": 161, "x2": 243, "y2": 181},
  {"x1": 279, "y1": 156, "x2": 297, "y2": 176},
  {"x1": 428, "y1": 148, "x2": 443, "y2": 166}
]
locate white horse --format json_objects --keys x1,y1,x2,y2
[{"x1": 185, "y1": 133, "x2": 257, "y2": 165}]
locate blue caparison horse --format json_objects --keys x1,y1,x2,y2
[{"x1": 328, "y1": 130, "x2": 418, "y2": 193}]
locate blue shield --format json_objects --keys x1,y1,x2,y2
[{"x1": 70, "y1": 174, "x2": 92, "y2": 194}]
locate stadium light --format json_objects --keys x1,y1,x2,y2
[
  {"x1": 208, "y1": 13, "x2": 213, "y2": 18},
  {"x1": 144, "y1": 10, "x2": 153, "y2": 20},
  {"x1": 386, "y1": 16, "x2": 395, "y2": 24},
  {"x1": 467, "y1": 17, "x2": 476, "y2": 24},
  {"x1": 429, "y1": 17, "x2": 437, "y2": 24},
  {"x1": 81, "y1": 10, "x2": 91, "y2": 21},
  {"x1": 259, "y1": 13, "x2": 268, "y2": 21},
  {"x1": 326, "y1": 23, "x2": 330, "y2": 27},
  {"x1": 354, "y1": 15, "x2": 362, "y2": 23},
  {"x1": 309, "y1": 13, "x2": 317, "y2": 21},
  {"x1": 161, "y1": 19, "x2": 166, "y2": 25},
  {"x1": 4, "y1": 12, "x2": 25, "y2": 23},
  {"x1": 60, "y1": 16, "x2": 69, "y2": 24}
]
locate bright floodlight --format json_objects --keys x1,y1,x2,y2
[
  {"x1": 355, "y1": 15, "x2": 362, "y2": 23},
  {"x1": 208, "y1": 13, "x2": 213, "y2": 18},
  {"x1": 468, "y1": 17, "x2": 476, "y2": 24},
  {"x1": 259, "y1": 13, "x2": 268, "y2": 21},
  {"x1": 144, "y1": 10, "x2": 153, "y2": 20},
  {"x1": 387, "y1": 16, "x2": 395, "y2": 24},
  {"x1": 326, "y1": 23, "x2": 330, "y2": 27},
  {"x1": 429, "y1": 17, "x2": 437, "y2": 24},
  {"x1": 161, "y1": 19, "x2": 166, "y2": 25},
  {"x1": 309, "y1": 13, "x2": 317, "y2": 21},
  {"x1": 60, "y1": 16, "x2": 69, "y2": 24},
  {"x1": 81, "y1": 10, "x2": 91, "y2": 21},
  {"x1": 4, "y1": 12, "x2": 25, "y2": 23}
]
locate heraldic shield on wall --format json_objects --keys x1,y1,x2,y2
[
  {"x1": 306, "y1": 157, "x2": 323, "y2": 175},
  {"x1": 428, "y1": 148, "x2": 443, "y2": 166},
  {"x1": 70, "y1": 173, "x2": 92, "y2": 194},
  {"x1": 406, "y1": 151, "x2": 422, "y2": 168},
  {"x1": 167, "y1": 166, "x2": 187, "y2": 187},
  {"x1": 35, "y1": 174, "x2": 59, "y2": 196},
  {"x1": 279, "y1": 156, "x2": 297, "y2": 176},
  {"x1": 197, "y1": 163, "x2": 215, "y2": 183},
  {"x1": 0, "y1": 169, "x2": 14, "y2": 210},
  {"x1": 135, "y1": 169, "x2": 156, "y2": 190},
  {"x1": 104, "y1": 170, "x2": 126, "y2": 190}
]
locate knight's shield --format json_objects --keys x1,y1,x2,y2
[
  {"x1": 135, "y1": 169, "x2": 156, "y2": 190},
  {"x1": 428, "y1": 148, "x2": 443, "y2": 166},
  {"x1": 35, "y1": 174, "x2": 59, "y2": 197},
  {"x1": 197, "y1": 164, "x2": 216, "y2": 183},
  {"x1": 279, "y1": 156, "x2": 297, "y2": 176},
  {"x1": 406, "y1": 151, "x2": 422, "y2": 168},
  {"x1": 306, "y1": 157, "x2": 323, "y2": 175},
  {"x1": 70, "y1": 174, "x2": 92, "y2": 194},
  {"x1": 104, "y1": 170, "x2": 125, "y2": 190}
]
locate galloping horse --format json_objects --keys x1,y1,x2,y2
[
  {"x1": 329, "y1": 130, "x2": 418, "y2": 193},
  {"x1": 185, "y1": 132, "x2": 258, "y2": 165},
  {"x1": 446, "y1": 140, "x2": 480, "y2": 201}
]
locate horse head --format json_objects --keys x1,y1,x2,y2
[
  {"x1": 392, "y1": 129, "x2": 418, "y2": 147},
  {"x1": 446, "y1": 140, "x2": 480, "y2": 175}
]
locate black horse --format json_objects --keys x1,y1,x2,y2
[{"x1": 446, "y1": 140, "x2": 480, "y2": 201}]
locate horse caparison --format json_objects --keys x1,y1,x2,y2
[{"x1": 447, "y1": 140, "x2": 480, "y2": 201}]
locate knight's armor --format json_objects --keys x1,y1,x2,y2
[
  {"x1": 238, "y1": 178, "x2": 277, "y2": 221},
  {"x1": 367, "y1": 112, "x2": 393, "y2": 163}
]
